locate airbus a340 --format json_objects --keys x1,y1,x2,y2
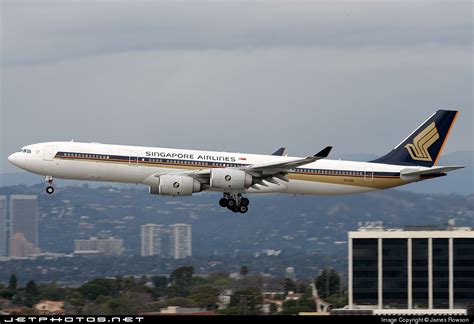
[{"x1": 8, "y1": 110, "x2": 463, "y2": 213}]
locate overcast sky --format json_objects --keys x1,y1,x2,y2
[{"x1": 1, "y1": 0, "x2": 472, "y2": 173}]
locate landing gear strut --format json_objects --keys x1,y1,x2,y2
[
  {"x1": 45, "y1": 176, "x2": 55, "y2": 194},
  {"x1": 219, "y1": 193, "x2": 249, "y2": 213}
]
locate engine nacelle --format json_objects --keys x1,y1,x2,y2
[
  {"x1": 210, "y1": 168, "x2": 252, "y2": 190},
  {"x1": 149, "y1": 175, "x2": 201, "y2": 196}
]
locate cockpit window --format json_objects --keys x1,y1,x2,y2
[{"x1": 19, "y1": 149, "x2": 32, "y2": 153}]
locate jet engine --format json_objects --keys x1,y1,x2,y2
[
  {"x1": 149, "y1": 175, "x2": 201, "y2": 196},
  {"x1": 210, "y1": 168, "x2": 252, "y2": 190}
]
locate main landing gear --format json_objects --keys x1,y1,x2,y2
[
  {"x1": 219, "y1": 193, "x2": 249, "y2": 214},
  {"x1": 45, "y1": 176, "x2": 55, "y2": 194}
]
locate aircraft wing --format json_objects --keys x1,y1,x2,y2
[
  {"x1": 145, "y1": 146, "x2": 332, "y2": 192},
  {"x1": 248, "y1": 146, "x2": 332, "y2": 171}
]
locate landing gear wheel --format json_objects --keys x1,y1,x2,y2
[
  {"x1": 219, "y1": 198, "x2": 228, "y2": 207},
  {"x1": 239, "y1": 205, "x2": 248, "y2": 214},
  {"x1": 227, "y1": 199, "x2": 236, "y2": 208},
  {"x1": 241, "y1": 198, "x2": 250, "y2": 207},
  {"x1": 46, "y1": 186, "x2": 54, "y2": 194},
  {"x1": 232, "y1": 206, "x2": 240, "y2": 213}
]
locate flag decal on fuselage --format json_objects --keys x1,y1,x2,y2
[{"x1": 404, "y1": 122, "x2": 440, "y2": 162}]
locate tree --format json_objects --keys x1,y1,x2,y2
[
  {"x1": 168, "y1": 266, "x2": 194, "y2": 298},
  {"x1": 8, "y1": 274, "x2": 17, "y2": 290},
  {"x1": 78, "y1": 283, "x2": 110, "y2": 300},
  {"x1": 25, "y1": 280, "x2": 39, "y2": 296},
  {"x1": 230, "y1": 287, "x2": 263, "y2": 315},
  {"x1": 151, "y1": 276, "x2": 168, "y2": 298},
  {"x1": 169, "y1": 266, "x2": 194, "y2": 287},
  {"x1": 0, "y1": 289, "x2": 15, "y2": 299},
  {"x1": 281, "y1": 299, "x2": 316, "y2": 315},
  {"x1": 239, "y1": 265, "x2": 249, "y2": 277},
  {"x1": 269, "y1": 303, "x2": 278, "y2": 315},
  {"x1": 314, "y1": 268, "x2": 342, "y2": 299},
  {"x1": 151, "y1": 276, "x2": 168, "y2": 290},
  {"x1": 281, "y1": 278, "x2": 297, "y2": 295},
  {"x1": 188, "y1": 285, "x2": 219, "y2": 310}
]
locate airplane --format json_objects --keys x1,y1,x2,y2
[{"x1": 8, "y1": 110, "x2": 464, "y2": 213}]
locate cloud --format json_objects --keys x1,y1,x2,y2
[{"x1": 2, "y1": 1, "x2": 471, "y2": 65}]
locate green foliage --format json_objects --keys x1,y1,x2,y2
[
  {"x1": 66, "y1": 290, "x2": 85, "y2": 306},
  {"x1": 281, "y1": 278, "x2": 297, "y2": 295},
  {"x1": 78, "y1": 283, "x2": 110, "y2": 301},
  {"x1": 164, "y1": 297, "x2": 197, "y2": 308},
  {"x1": 209, "y1": 277, "x2": 234, "y2": 291},
  {"x1": 8, "y1": 274, "x2": 17, "y2": 290},
  {"x1": 217, "y1": 307, "x2": 243, "y2": 315},
  {"x1": 167, "y1": 266, "x2": 194, "y2": 298},
  {"x1": 0, "y1": 289, "x2": 15, "y2": 299},
  {"x1": 191, "y1": 276, "x2": 208, "y2": 287},
  {"x1": 314, "y1": 268, "x2": 342, "y2": 299},
  {"x1": 151, "y1": 276, "x2": 168, "y2": 290},
  {"x1": 169, "y1": 266, "x2": 194, "y2": 287},
  {"x1": 280, "y1": 298, "x2": 316, "y2": 315},
  {"x1": 21, "y1": 280, "x2": 41, "y2": 307},
  {"x1": 325, "y1": 293, "x2": 347, "y2": 309},
  {"x1": 188, "y1": 285, "x2": 219, "y2": 310},
  {"x1": 38, "y1": 283, "x2": 66, "y2": 301},
  {"x1": 229, "y1": 287, "x2": 263, "y2": 315},
  {"x1": 239, "y1": 265, "x2": 249, "y2": 277},
  {"x1": 25, "y1": 280, "x2": 39, "y2": 296},
  {"x1": 269, "y1": 303, "x2": 278, "y2": 315},
  {"x1": 207, "y1": 272, "x2": 229, "y2": 283}
]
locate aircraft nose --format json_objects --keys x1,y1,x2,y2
[{"x1": 8, "y1": 153, "x2": 19, "y2": 165}]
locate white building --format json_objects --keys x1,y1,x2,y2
[
  {"x1": 141, "y1": 224, "x2": 164, "y2": 256},
  {"x1": 74, "y1": 237, "x2": 124, "y2": 256},
  {"x1": 346, "y1": 224, "x2": 474, "y2": 315},
  {"x1": 169, "y1": 224, "x2": 192, "y2": 259}
]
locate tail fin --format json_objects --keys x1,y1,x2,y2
[{"x1": 371, "y1": 110, "x2": 459, "y2": 167}]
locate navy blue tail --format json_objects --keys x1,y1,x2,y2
[{"x1": 371, "y1": 110, "x2": 458, "y2": 167}]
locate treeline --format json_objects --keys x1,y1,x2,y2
[{"x1": 0, "y1": 266, "x2": 347, "y2": 315}]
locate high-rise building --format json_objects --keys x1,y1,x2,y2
[
  {"x1": 347, "y1": 224, "x2": 474, "y2": 314},
  {"x1": 169, "y1": 224, "x2": 192, "y2": 259},
  {"x1": 141, "y1": 224, "x2": 164, "y2": 256},
  {"x1": 74, "y1": 237, "x2": 124, "y2": 256},
  {"x1": 9, "y1": 195, "x2": 38, "y2": 253},
  {"x1": 9, "y1": 233, "x2": 40, "y2": 257},
  {"x1": 0, "y1": 196, "x2": 7, "y2": 257}
]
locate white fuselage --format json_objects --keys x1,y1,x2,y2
[{"x1": 8, "y1": 141, "x2": 425, "y2": 196}]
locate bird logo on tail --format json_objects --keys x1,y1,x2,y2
[{"x1": 405, "y1": 122, "x2": 439, "y2": 162}]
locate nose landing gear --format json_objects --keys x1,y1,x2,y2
[
  {"x1": 45, "y1": 176, "x2": 55, "y2": 194},
  {"x1": 219, "y1": 193, "x2": 249, "y2": 213}
]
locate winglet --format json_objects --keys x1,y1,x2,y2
[
  {"x1": 272, "y1": 147, "x2": 288, "y2": 156},
  {"x1": 314, "y1": 146, "x2": 332, "y2": 158}
]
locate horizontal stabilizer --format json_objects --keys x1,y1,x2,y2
[{"x1": 400, "y1": 166, "x2": 465, "y2": 177}]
